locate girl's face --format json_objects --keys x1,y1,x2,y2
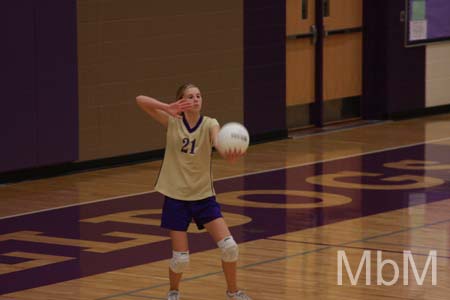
[{"x1": 183, "y1": 87, "x2": 202, "y2": 112}]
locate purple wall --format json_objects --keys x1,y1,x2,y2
[
  {"x1": 0, "y1": 0, "x2": 38, "y2": 172},
  {"x1": 244, "y1": 0, "x2": 287, "y2": 139},
  {"x1": 363, "y1": 0, "x2": 425, "y2": 119},
  {"x1": 386, "y1": 0, "x2": 425, "y2": 115},
  {"x1": 35, "y1": 0, "x2": 78, "y2": 166},
  {"x1": 0, "y1": 0, "x2": 78, "y2": 173}
]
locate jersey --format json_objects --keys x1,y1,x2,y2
[{"x1": 154, "y1": 115, "x2": 219, "y2": 201}]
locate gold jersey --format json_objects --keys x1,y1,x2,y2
[{"x1": 154, "y1": 115, "x2": 219, "y2": 200}]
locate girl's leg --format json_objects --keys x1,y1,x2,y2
[
  {"x1": 204, "y1": 218, "x2": 238, "y2": 293},
  {"x1": 169, "y1": 230, "x2": 189, "y2": 291}
]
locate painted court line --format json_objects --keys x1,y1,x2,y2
[
  {"x1": 97, "y1": 215, "x2": 450, "y2": 300},
  {"x1": 266, "y1": 238, "x2": 450, "y2": 260},
  {"x1": 96, "y1": 269, "x2": 242, "y2": 300},
  {"x1": 289, "y1": 120, "x2": 389, "y2": 140},
  {"x1": 129, "y1": 294, "x2": 165, "y2": 300},
  {"x1": 266, "y1": 215, "x2": 450, "y2": 254},
  {"x1": 369, "y1": 241, "x2": 450, "y2": 252},
  {"x1": 2, "y1": 136, "x2": 450, "y2": 221}
]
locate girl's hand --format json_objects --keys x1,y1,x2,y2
[
  {"x1": 166, "y1": 99, "x2": 193, "y2": 118},
  {"x1": 221, "y1": 148, "x2": 246, "y2": 163}
]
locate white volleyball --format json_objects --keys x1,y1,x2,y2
[{"x1": 216, "y1": 122, "x2": 250, "y2": 153}]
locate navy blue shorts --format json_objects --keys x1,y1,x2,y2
[{"x1": 161, "y1": 196, "x2": 223, "y2": 231}]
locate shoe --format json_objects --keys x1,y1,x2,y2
[
  {"x1": 167, "y1": 290, "x2": 180, "y2": 300},
  {"x1": 226, "y1": 290, "x2": 252, "y2": 300}
]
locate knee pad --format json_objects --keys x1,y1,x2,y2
[
  {"x1": 169, "y1": 251, "x2": 189, "y2": 273},
  {"x1": 218, "y1": 236, "x2": 239, "y2": 262}
]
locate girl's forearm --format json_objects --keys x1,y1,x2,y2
[{"x1": 136, "y1": 95, "x2": 169, "y2": 112}]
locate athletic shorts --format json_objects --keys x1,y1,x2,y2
[{"x1": 161, "y1": 195, "x2": 223, "y2": 231}]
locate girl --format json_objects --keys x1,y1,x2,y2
[{"x1": 136, "y1": 84, "x2": 252, "y2": 300}]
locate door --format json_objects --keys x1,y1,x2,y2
[
  {"x1": 322, "y1": 0, "x2": 362, "y2": 124},
  {"x1": 286, "y1": 0, "x2": 363, "y2": 128},
  {"x1": 286, "y1": 0, "x2": 316, "y2": 128}
]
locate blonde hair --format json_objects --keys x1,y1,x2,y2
[{"x1": 176, "y1": 83, "x2": 198, "y2": 100}]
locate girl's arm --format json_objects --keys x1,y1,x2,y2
[
  {"x1": 136, "y1": 95, "x2": 192, "y2": 127},
  {"x1": 210, "y1": 124, "x2": 221, "y2": 150}
]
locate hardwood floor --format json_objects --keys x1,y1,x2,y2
[{"x1": 1, "y1": 113, "x2": 449, "y2": 300}]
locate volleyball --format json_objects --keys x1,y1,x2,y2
[{"x1": 216, "y1": 122, "x2": 250, "y2": 153}]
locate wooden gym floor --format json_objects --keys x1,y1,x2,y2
[{"x1": 1, "y1": 113, "x2": 450, "y2": 299}]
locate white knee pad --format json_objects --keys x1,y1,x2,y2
[
  {"x1": 218, "y1": 236, "x2": 239, "y2": 262},
  {"x1": 169, "y1": 251, "x2": 189, "y2": 273}
]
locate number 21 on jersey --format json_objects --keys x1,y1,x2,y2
[{"x1": 181, "y1": 138, "x2": 196, "y2": 154}]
